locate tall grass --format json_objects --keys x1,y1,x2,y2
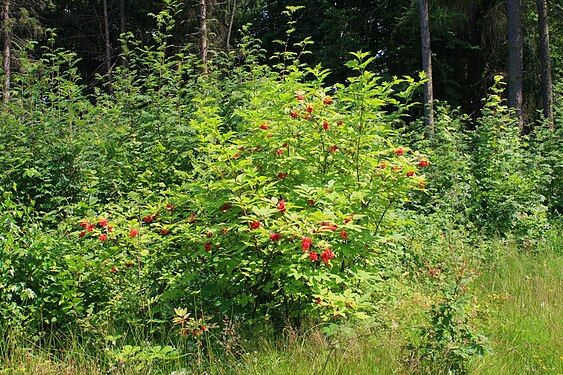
[{"x1": 470, "y1": 235, "x2": 562, "y2": 374}]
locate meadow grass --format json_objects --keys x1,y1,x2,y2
[
  {"x1": 469, "y1": 237, "x2": 562, "y2": 374},
  {"x1": 1, "y1": 235, "x2": 560, "y2": 375}
]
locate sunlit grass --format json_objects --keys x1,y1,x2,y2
[{"x1": 470, "y1": 237, "x2": 562, "y2": 374}]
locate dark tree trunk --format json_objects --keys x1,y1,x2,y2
[
  {"x1": 103, "y1": 0, "x2": 113, "y2": 93},
  {"x1": 120, "y1": 0, "x2": 127, "y2": 67},
  {"x1": 2, "y1": 0, "x2": 11, "y2": 103},
  {"x1": 507, "y1": 0, "x2": 524, "y2": 133},
  {"x1": 536, "y1": 0, "x2": 554, "y2": 129},
  {"x1": 419, "y1": 0, "x2": 434, "y2": 138},
  {"x1": 200, "y1": 0, "x2": 208, "y2": 73}
]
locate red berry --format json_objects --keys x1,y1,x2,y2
[{"x1": 250, "y1": 221, "x2": 261, "y2": 230}]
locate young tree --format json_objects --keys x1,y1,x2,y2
[
  {"x1": 199, "y1": 0, "x2": 208, "y2": 73},
  {"x1": 225, "y1": 0, "x2": 236, "y2": 53},
  {"x1": 419, "y1": 0, "x2": 434, "y2": 137},
  {"x1": 507, "y1": 0, "x2": 524, "y2": 133},
  {"x1": 536, "y1": 0, "x2": 554, "y2": 128}
]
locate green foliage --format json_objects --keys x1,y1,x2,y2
[
  {"x1": 0, "y1": 7, "x2": 559, "y2": 374},
  {"x1": 469, "y1": 78, "x2": 548, "y2": 237},
  {"x1": 406, "y1": 265, "x2": 492, "y2": 374},
  {"x1": 410, "y1": 76, "x2": 551, "y2": 240}
]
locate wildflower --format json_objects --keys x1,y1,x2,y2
[
  {"x1": 395, "y1": 148, "x2": 404, "y2": 155},
  {"x1": 99, "y1": 234, "x2": 108, "y2": 241},
  {"x1": 270, "y1": 233, "x2": 281, "y2": 241},
  {"x1": 330, "y1": 145, "x2": 338, "y2": 152},
  {"x1": 130, "y1": 229, "x2": 139, "y2": 238},
  {"x1": 323, "y1": 122, "x2": 329, "y2": 130},
  {"x1": 260, "y1": 122, "x2": 268, "y2": 130},
  {"x1": 79, "y1": 231, "x2": 86, "y2": 238},
  {"x1": 204, "y1": 242, "x2": 211, "y2": 251},
  {"x1": 340, "y1": 230, "x2": 348, "y2": 240},
  {"x1": 320, "y1": 248, "x2": 335, "y2": 264},
  {"x1": 407, "y1": 171, "x2": 415, "y2": 177},
  {"x1": 323, "y1": 97, "x2": 333, "y2": 104},
  {"x1": 250, "y1": 221, "x2": 261, "y2": 230},
  {"x1": 99, "y1": 218, "x2": 108, "y2": 227},
  {"x1": 418, "y1": 160, "x2": 429, "y2": 167},
  {"x1": 276, "y1": 200, "x2": 286, "y2": 213},
  {"x1": 302, "y1": 237, "x2": 313, "y2": 251},
  {"x1": 309, "y1": 251, "x2": 319, "y2": 261}
]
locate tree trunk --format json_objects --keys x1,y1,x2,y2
[
  {"x1": 2, "y1": 0, "x2": 11, "y2": 103},
  {"x1": 226, "y1": 0, "x2": 236, "y2": 53},
  {"x1": 103, "y1": 0, "x2": 113, "y2": 93},
  {"x1": 536, "y1": 0, "x2": 554, "y2": 129},
  {"x1": 200, "y1": 0, "x2": 208, "y2": 73},
  {"x1": 507, "y1": 0, "x2": 524, "y2": 133},
  {"x1": 419, "y1": 0, "x2": 434, "y2": 138},
  {"x1": 120, "y1": 0, "x2": 127, "y2": 67}
]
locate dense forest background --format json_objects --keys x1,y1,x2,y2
[{"x1": 2, "y1": 0, "x2": 562, "y2": 125}]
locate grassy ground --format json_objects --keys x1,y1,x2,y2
[{"x1": 1, "y1": 236, "x2": 561, "y2": 374}]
